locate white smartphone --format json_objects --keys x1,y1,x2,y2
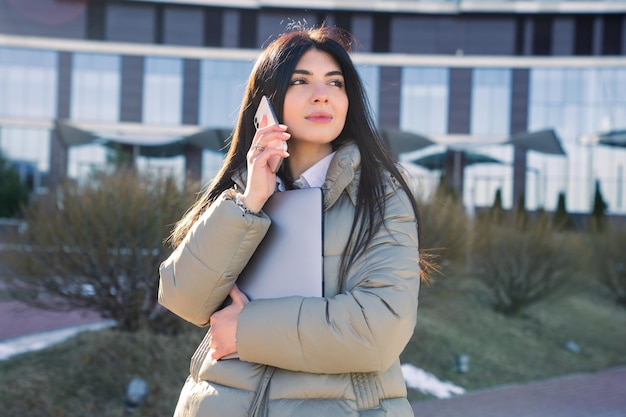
[{"x1": 254, "y1": 95, "x2": 287, "y2": 173}]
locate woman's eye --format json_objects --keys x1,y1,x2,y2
[
  {"x1": 290, "y1": 78, "x2": 306, "y2": 85},
  {"x1": 329, "y1": 79, "x2": 344, "y2": 88}
]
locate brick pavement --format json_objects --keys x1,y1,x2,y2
[
  {"x1": 0, "y1": 300, "x2": 103, "y2": 340},
  {"x1": 412, "y1": 366, "x2": 626, "y2": 417}
]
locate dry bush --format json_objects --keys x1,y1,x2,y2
[
  {"x1": 1, "y1": 170, "x2": 199, "y2": 332},
  {"x1": 587, "y1": 228, "x2": 626, "y2": 307},
  {"x1": 469, "y1": 215, "x2": 576, "y2": 315},
  {"x1": 416, "y1": 185, "x2": 469, "y2": 268}
]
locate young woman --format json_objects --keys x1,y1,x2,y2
[{"x1": 159, "y1": 25, "x2": 428, "y2": 417}]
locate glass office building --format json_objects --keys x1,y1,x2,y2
[{"x1": 0, "y1": 0, "x2": 625, "y2": 214}]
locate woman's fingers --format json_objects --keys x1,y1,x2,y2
[
  {"x1": 250, "y1": 124, "x2": 290, "y2": 154},
  {"x1": 248, "y1": 131, "x2": 291, "y2": 158},
  {"x1": 229, "y1": 284, "x2": 249, "y2": 307},
  {"x1": 208, "y1": 285, "x2": 249, "y2": 360},
  {"x1": 242, "y1": 123, "x2": 290, "y2": 212},
  {"x1": 246, "y1": 125, "x2": 290, "y2": 177}
]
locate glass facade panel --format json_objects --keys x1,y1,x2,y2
[
  {"x1": 67, "y1": 144, "x2": 107, "y2": 179},
  {"x1": 136, "y1": 155, "x2": 185, "y2": 179},
  {"x1": 143, "y1": 57, "x2": 183, "y2": 125},
  {"x1": 71, "y1": 53, "x2": 121, "y2": 122},
  {"x1": 0, "y1": 127, "x2": 50, "y2": 191},
  {"x1": 356, "y1": 64, "x2": 380, "y2": 125},
  {"x1": 199, "y1": 59, "x2": 253, "y2": 127},
  {"x1": 400, "y1": 67, "x2": 449, "y2": 135},
  {"x1": 463, "y1": 144, "x2": 514, "y2": 209},
  {"x1": 470, "y1": 68, "x2": 511, "y2": 137},
  {"x1": 0, "y1": 48, "x2": 57, "y2": 119},
  {"x1": 202, "y1": 150, "x2": 226, "y2": 184},
  {"x1": 465, "y1": 159, "x2": 514, "y2": 210},
  {"x1": 529, "y1": 67, "x2": 626, "y2": 214}
]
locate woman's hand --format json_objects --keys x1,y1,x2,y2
[
  {"x1": 241, "y1": 117, "x2": 290, "y2": 213},
  {"x1": 209, "y1": 284, "x2": 250, "y2": 360}
]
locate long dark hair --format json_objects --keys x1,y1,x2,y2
[{"x1": 170, "y1": 25, "x2": 431, "y2": 282}]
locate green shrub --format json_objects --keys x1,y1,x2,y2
[
  {"x1": 1, "y1": 169, "x2": 198, "y2": 332},
  {"x1": 491, "y1": 188, "x2": 505, "y2": 224},
  {"x1": 0, "y1": 150, "x2": 29, "y2": 218},
  {"x1": 553, "y1": 192, "x2": 574, "y2": 231},
  {"x1": 589, "y1": 180, "x2": 608, "y2": 232}
]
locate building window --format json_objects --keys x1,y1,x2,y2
[
  {"x1": 86, "y1": 1, "x2": 106, "y2": 41},
  {"x1": 528, "y1": 68, "x2": 626, "y2": 142},
  {"x1": 154, "y1": 5, "x2": 165, "y2": 44},
  {"x1": 0, "y1": 48, "x2": 57, "y2": 119},
  {"x1": 334, "y1": 11, "x2": 352, "y2": 33},
  {"x1": 574, "y1": 16, "x2": 594, "y2": 56},
  {"x1": 143, "y1": 57, "x2": 183, "y2": 125},
  {"x1": 372, "y1": 13, "x2": 390, "y2": 53},
  {"x1": 356, "y1": 64, "x2": 380, "y2": 125},
  {"x1": 514, "y1": 16, "x2": 526, "y2": 56},
  {"x1": 400, "y1": 67, "x2": 449, "y2": 135},
  {"x1": 198, "y1": 59, "x2": 252, "y2": 182},
  {"x1": 204, "y1": 8, "x2": 223, "y2": 47},
  {"x1": 532, "y1": 15, "x2": 553, "y2": 56},
  {"x1": 0, "y1": 127, "x2": 50, "y2": 191},
  {"x1": 199, "y1": 59, "x2": 253, "y2": 127},
  {"x1": 471, "y1": 68, "x2": 512, "y2": 137},
  {"x1": 239, "y1": 9, "x2": 257, "y2": 48},
  {"x1": 71, "y1": 53, "x2": 121, "y2": 122},
  {"x1": 202, "y1": 151, "x2": 225, "y2": 184},
  {"x1": 136, "y1": 155, "x2": 185, "y2": 180},
  {"x1": 68, "y1": 144, "x2": 107, "y2": 180},
  {"x1": 602, "y1": 15, "x2": 623, "y2": 56},
  {"x1": 528, "y1": 67, "x2": 626, "y2": 213}
]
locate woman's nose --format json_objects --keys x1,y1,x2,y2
[{"x1": 311, "y1": 82, "x2": 329, "y2": 103}]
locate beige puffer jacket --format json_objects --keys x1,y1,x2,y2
[{"x1": 159, "y1": 142, "x2": 421, "y2": 417}]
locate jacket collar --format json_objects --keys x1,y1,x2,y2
[
  {"x1": 321, "y1": 142, "x2": 360, "y2": 210},
  {"x1": 231, "y1": 141, "x2": 361, "y2": 210}
]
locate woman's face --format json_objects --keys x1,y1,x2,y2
[{"x1": 282, "y1": 49, "x2": 349, "y2": 147}]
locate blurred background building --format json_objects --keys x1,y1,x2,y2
[{"x1": 0, "y1": 0, "x2": 625, "y2": 215}]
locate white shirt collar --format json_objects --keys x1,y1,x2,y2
[
  {"x1": 276, "y1": 151, "x2": 336, "y2": 191},
  {"x1": 298, "y1": 151, "x2": 336, "y2": 188}
]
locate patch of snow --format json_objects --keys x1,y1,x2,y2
[
  {"x1": 0, "y1": 321, "x2": 116, "y2": 361},
  {"x1": 401, "y1": 363, "x2": 466, "y2": 399}
]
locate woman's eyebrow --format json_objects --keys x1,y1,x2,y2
[{"x1": 293, "y1": 69, "x2": 344, "y2": 77}]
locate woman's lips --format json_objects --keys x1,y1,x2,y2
[{"x1": 306, "y1": 112, "x2": 333, "y2": 122}]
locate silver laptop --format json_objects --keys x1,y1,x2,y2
[{"x1": 236, "y1": 187, "x2": 324, "y2": 300}]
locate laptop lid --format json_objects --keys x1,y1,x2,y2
[{"x1": 236, "y1": 187, "x2": 324, "y2": 300}]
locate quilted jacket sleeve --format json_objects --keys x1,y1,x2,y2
[
  {"x1": 236, "y1": 184, "x2": 420, "y2": 374},
  {"x1": 158, "y1": 192, "x2": 271, "y2": 327}
]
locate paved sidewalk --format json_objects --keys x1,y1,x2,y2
[
  {"x1": 412, "y1": 366, "x2": 626, "y2": 417},
  {"x1": 0, "y1": 300, "x2": 104, "y2": 340},
  {"x1": 0, "y1": 300, "x2": 113, "y2": 361}
]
